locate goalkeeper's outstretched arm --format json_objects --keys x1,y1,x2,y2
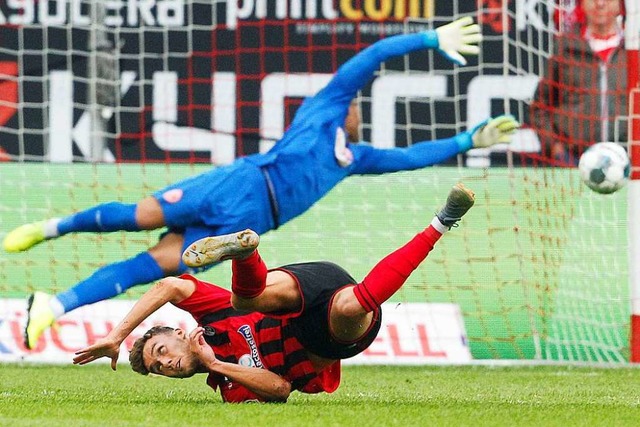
[
  {"x1": 309, "y1": 17, "x2": 482, "y2": 109},
  {"x1": 350, "y1": 115, "x2": 520, "y2": 175}
]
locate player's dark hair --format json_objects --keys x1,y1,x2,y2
[{"x1": 129, "y1": 325, "x2": 175, "y2": 375}]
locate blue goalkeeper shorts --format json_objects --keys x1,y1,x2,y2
[{"x1": 152, "y1": 159, "x2": 275, "y2": 272}]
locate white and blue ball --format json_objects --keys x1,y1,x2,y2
[{"x1": 578, "y1": 142, "x2": 630, "y2": 194}]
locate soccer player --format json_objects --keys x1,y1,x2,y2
[
  {"x1": 5, "y1": 17, "x2": 520, "y2": 350},
  {"x1": 73, "y1": 183, "x2": 475, "y2": 403}
]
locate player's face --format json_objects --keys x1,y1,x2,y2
[
  {"x1": 344, "y1": 101, "x2": 361, "y2": 142},
  {"x1": 583, "y1": 0, "x2": 621, "y2": 28},
  {"x1": 142, "y1": 329, "x2": 200, "y2": 378}
]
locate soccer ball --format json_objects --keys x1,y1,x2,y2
[{"x1": 578, "y1": 142, "x2": 630, "y2": 194}]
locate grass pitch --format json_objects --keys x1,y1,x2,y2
[{"x1": 2, "y1": 364, "x2": 639, "y2": 427}]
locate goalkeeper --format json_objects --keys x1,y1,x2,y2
[
  {"x1": 3, "y1": 17, "x2": 519, "y2": 350},
  {"x1": 74, "y1": 183, "x2": 475, "y2": 402}
]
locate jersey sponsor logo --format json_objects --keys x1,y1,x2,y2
[
  {"x1": 161, "y1": 189, "x2": 183, "y2": 203},
  {"x1": 237, "y1": 325, "x2": 264, "y2": 369}
]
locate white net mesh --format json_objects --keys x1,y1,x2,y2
[{"x1": 0, "y1": 0, "x2": 634, "y2": 362}]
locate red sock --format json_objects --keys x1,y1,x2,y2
[
  {"x1": 232, "y1": 250, "x2": 267, "y2": 298},
  {"x1": 353, "y1": 225, "x2": 442, "y2": 312}
]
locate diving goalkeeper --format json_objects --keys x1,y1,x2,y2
[{"x1": 3, "y1": 17, "x2": 519, "y2": 350}]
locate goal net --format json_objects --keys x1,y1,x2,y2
[{"x1": 0, "y1": 0, "x2": 637, "y2": 363}]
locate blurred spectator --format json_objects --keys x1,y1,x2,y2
[{"x1": 530, "y1": 0, "x2": 628, "y2": 165}]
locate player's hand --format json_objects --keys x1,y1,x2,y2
[
  {"x1": 73, "y1": 337, "x2": 121, "y2": 371},
  {"x1": 471, "y1": 115, "x2": 520, "y2": 148},
  {"x1": 434, "y1": 17, "x2": 482, "y2": 66},
  {"x1": 188, "y1": 327, "x2": 217, "y2": 367}
]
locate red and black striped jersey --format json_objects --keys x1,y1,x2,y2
[{"x1": 175, "y1": 274, "x2": 340, "y2": 403}]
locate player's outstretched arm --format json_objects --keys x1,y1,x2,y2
[
  {"x1": 403, "y1": 113, "x2": 520, "y2": 154},
  {"x1": 468, "y1": 115, "x2": 521, "y2": 148},
  {"x1": 310, "y1": 17, "x2": 482, "y2": 109},
  {"x1": 72, "y1": 277, "x2": 195, "y2": 370},
  {"x1": 428, "y1": 16, "x2": 482, "y2": 66},
  {"x1": 350, "y1": 115, "x2": 520, "y2": 174},
  {"x1": 189, "y1": 327, "x2": 291, "y2": 403}
]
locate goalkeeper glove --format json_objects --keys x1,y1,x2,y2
[
  {"x1": 423, "y1": 17, "x2": 482, "y2": 66},
  {"x1": 471, "y1": 115, "x2": 520, "y2": 148}
]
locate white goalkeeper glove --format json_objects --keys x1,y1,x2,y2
[
  {"x1": 426, "y1": 17, "x2": 482, "y2": 66},
  {"x1": 471, "y1": 115, "x2": 520, "y2": 148}
]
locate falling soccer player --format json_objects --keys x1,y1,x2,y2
[{"x1": 74, "y1": 183, "x2": 475, "y2": 403}]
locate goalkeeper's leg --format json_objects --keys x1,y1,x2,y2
[
  {"x1": 3, "y1": 197, "x2": 164, "y2": 252},
  {"x1": 329, "y1": 183, "x2": 475, "y2": 342},
  {"x1": 23, "y1": 231, "x2": 182, "y2": 349}
]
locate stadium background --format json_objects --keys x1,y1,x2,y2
[{"x1": 0, "y1": 0, "x2": 630, "y2": 363}]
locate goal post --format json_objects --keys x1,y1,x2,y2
[{"x1": 625, "y1": 0, "x2": 640, "y2": 363}]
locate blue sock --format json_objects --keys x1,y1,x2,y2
[
  {"x1": 55, "y1": 252, "x2": 165, "y2": 313},
  {"x1": 57, "y1": 202, "x2": 140, "y2": 235}
]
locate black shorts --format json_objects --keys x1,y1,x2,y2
[{"x1": 276, "y1": 261, "x2": 381, "y2": 360}]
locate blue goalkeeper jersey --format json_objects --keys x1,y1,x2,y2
[{"x1": 243, "y1": 32, "x2": 469, "y2": 224}]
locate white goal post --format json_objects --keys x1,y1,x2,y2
[{"x1": 625, "y1": 0, "x2": 640, "y2": 362}]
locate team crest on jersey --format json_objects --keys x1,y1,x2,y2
[
  {"x1": 237, "y1": 325, "x2": 264, "y2": 368},
  {"x1": 238, "y1": 354, "x2": 256, "y2": 367},
  {"x1": 334, "y1": 127, "x2": 354, "y2": 167},
  {"x1": 161, "y1": 188, "x2": 183, "y2": 203}
]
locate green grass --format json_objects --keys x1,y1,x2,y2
[{"x1": 2, "y1": 364, "x2": 640, "y2": 426}]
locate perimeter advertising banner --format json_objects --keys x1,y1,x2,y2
[{"x1": 0, "y1": 300, "x2": 471, "y2": 365}]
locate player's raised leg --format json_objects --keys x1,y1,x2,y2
[
  {"x1": 183, "y1": 229, "x2": 274, "y2": 303},
  {"x1": 182, "y1": 229, "x2": 259, "y2": 267},
  {"x1": 435, "y1": 182, "x2": 476, "y2": 229},
  {"x1": 3, "y1": 203, "x2": 139, "y2": 252},
  {"x1": 3, "y1": 197, "x2": 164, "y2": 253},
  {"x1": 330, "y1": 183, "x2": 475, "y2": 341},
  {"x1": 3, "y1": 220, "x2": 57, "y2": 253}
]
